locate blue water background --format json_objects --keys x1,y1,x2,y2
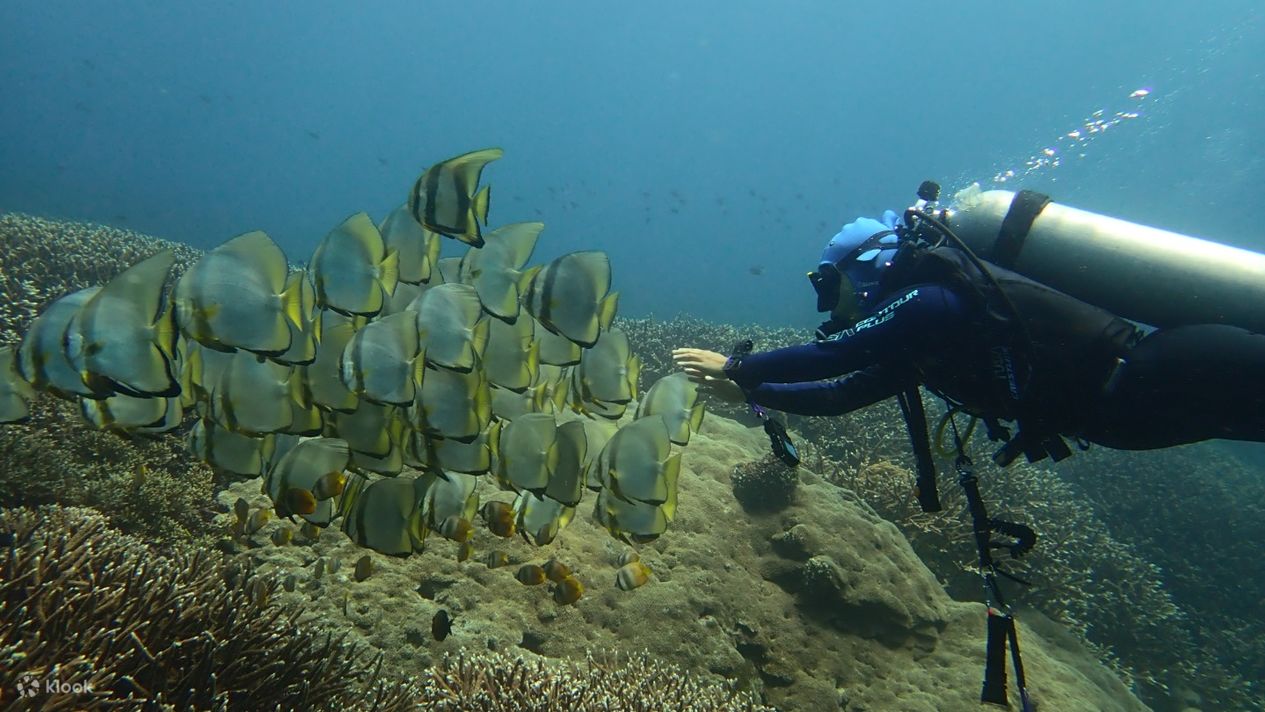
[{"x1": 1, "y1": 1, "x2": 1261, "y2": 327}]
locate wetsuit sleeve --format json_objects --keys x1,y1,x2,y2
[
  {"x1": 745, "y1": 363, "x2": 916, "y2": 416},
  {"x1": 725, "y1": 284, "x2": 970, "y2": 416}
]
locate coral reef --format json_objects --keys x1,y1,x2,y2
[
  {"x1": 0, "y1": 506, "x2": 419, "y2": 710},
  {"x1": 7, "y1": 216, "x2": 1252, "y2": 709},
  {"x1": 731, "y1": 454, "x2": 798, "y2": 513},
  {"x1": 0, "y1": 396, "x2": 217, "y2": 549},
  {"x1": 220, "y1": 412, "x2": 1147, "y2": 712},
  {"x1": 0, "y1": 212, "x2": 216, "y2": 548},
  {"x1": 617, "y1": 311, "x2": 1263, "y2": 710},
  {"x1": 1059, "y1": 443, "x2": 1265, "y2": 707},
  {"x1": 815, "y1": 424, "x2": 1259, "y2": 710},
  {"x1": 0, "y1": 212, "x2": 201, "y2": 347},
  {"x1": 417, "y1": 651, "x2": 770, "y2": 711}
]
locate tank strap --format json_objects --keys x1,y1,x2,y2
[{"x1": 992, "y1": 190, "x2": 1052, "y2": 268}]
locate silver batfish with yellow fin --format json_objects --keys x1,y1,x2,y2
[
  {"x1": 311, "y1": 212, "x2": 400, "y2": 316},
  {"x1": 175, "y1": 230, "x2": 305, "y2": 356},
  {"x1": 18, "y1": 287, "x2": 111, "y2": 399},
  {"x1": 410, "y1": 283, "x2": 489, "y2": 372},
  {"x1": 265, "y1": 437, "x2": 349, "y2": 526},
  {"x1": 460, "y1": 221, "x2": 542, "y2": 321},
  {"x1": 380, "y1": 204, "x2": 442, "y2": 285},
  {"x1": 339, "y1": 311, "x2": 425, "y2": 406},
  {"x1": 635, "y1": 372, "x2": 705, "y2": 446},
  {"x1": 593, "y1": 415, "x2": 681, "y2": 506},
  {"x1": 66, "y1": 250, "x2": 180, "y2": 397},
  {"x1": 575, "y1": 328, "x2": 639, "y2": 406},
  {"x1": 213, "y1": 350, "x2": 303, "y2": 434},
  {"x1": 81, "y1": 392, "x2": 181, "y2": 433},
  {"x1": 414, "y1": 363, "x2": 491, "y2": 443},
  {"x1": 341, "y1": 476, "x2": 431, "y2": 556},
  {"x1": 188, "y1": 418, "x2": 275, "y2": 478},
  {"x1": 305, "y1": 311, "x2": 363, "y2": 413},
  {"x1": 523, "y1": 251, "x2": 618, "y2": 348},
  {"x1": 408, "y1": 148, "x2": 503, "y2": 247},
  {"x1": 482, "y1": 313, "x2": 539, "y2": 393},
  {"x1": 0, "y1": 347, "x2": 36, "y2": 423}
]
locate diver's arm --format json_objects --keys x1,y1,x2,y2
[
  {"x1": 745, "y1": 363, "x2": 916, "y2": 416},
  {"x1": 726, "y1": 284, "x2": 969, "y2": 389}
]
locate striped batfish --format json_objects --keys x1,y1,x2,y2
[{"x1": 408, "y1": 148, "x2": 503, "y2": 248}]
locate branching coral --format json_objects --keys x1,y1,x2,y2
[
  {"x1": 0, "y1": 212, "x2": 201, "y2": 347},
  {"x1": 0, "y1": 506, "x2": 420, "y2": 710},
  {"x1": 418, "y1": 650, "x2": 771, "y2": 711},
  {"x1": 0, "y1": 397, "x2": 216, "y2": 549}
]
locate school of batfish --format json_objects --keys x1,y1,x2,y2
[{"x1": 0, "y1": 148, "x2": 707, "y2": 598}]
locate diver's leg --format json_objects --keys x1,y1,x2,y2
[{"x1": 1084, "y1": 325, "x2": 1265, "y2": 450}]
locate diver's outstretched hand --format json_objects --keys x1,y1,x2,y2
[
  {"x1": 672, "y1": 348, "x2": 744, "y2": 403},
  {"x1": 672, "y1": 347, "x2": 727, "y2": 379}
]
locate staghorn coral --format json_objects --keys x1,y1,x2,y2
[
  {"x1": 417, "y1": 650, "x2": 771, "y2": 711},
  {"x1": 0, "y1": 506, "x2": 420, "y2": 710},
  {"x1": 1058, "y1": 443, "x2": 1265, "y2": 707},
  {"x1": 0, "y1": 396, "x2": 216, "y2": 550},
  {"x1": 0, "y1": 212, "x2": 218, "y2": 548},
  {"x1": 0, "y1": 212, "x2": 202, "y2": 347}
]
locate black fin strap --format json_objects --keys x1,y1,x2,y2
[
  {"x1": 982, "y1": 611, "x2": 1011, "y2": 706},
  {"x1": 992, "y1": 190, "x2": 1051, "y2": 269},
  {"x1": 982, "y1": 610, "x2": 1035, "y2": 710},
  {"x1": 897, "y1": 388, "x2": 942, "y2": 513}
]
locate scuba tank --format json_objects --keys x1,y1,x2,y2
[{"x1": 944, "y1": 185, "x2": 1265, "y2": 333}]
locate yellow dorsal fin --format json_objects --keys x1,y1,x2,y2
[
  {"x1": 474, "y1": 374, "x2": 492, "y2": 425},
  {"x1": 660, "y1": 453, "x2": 682, "y2": 520},
  {"x1": 379, "y1": 248, "x2": 400, "y2": 297},
  {"x1": 688, "y1": 402, "x2": 706, "y2": 433},
  {"x1": 471, "y1": 317, "x2": 490, "y2": 359},
  {"x1": 472, "y1": 184, "x2": 491, "y2": 225},
  {"x1": 525, "y1": 338, "x2": 541, "y2": 385},
  {"x1": 626, "y1": 354, "x2": 641, "y2": 399},
  {"x1": 598, "y1": 292, "x2": 619, "y2": 332},
  {"x1": 281, "y1": 273, "x2": 307, "y2": 331},
  {"x1": 519, "y1": 264, "x2": 543, "y2": 295},
  {"x1": 154, "y1": 303, "x2": 179, "y2": 363}
]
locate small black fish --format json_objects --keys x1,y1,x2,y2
[
  {"x1": 748, "y1": 265, "x2": 764, "y2": 276},
  {"x1": 431, "y1": 609, "x2": 452, "y2": 641},
  {"x1": 377, "y1": 156, "x2": 388, "y2": 166},
  {"x1": 305, "y1": 129, "x2": 321, "y2": 140}
]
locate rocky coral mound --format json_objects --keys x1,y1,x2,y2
[
  {"x1": 220, "y1": 413, "x2": 1147, "y2": 712},
  {"x1": 732, "y1": 454, "x2": 799, "y2": 513}
]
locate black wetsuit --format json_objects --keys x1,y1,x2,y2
[{"x1": 726, "y1": 280, "x2": 1265, "y2": 454}]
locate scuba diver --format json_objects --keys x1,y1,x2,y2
[
  {"x1": 673, "y1": 185, "x2": 1265, "y2": 468},
  {"x1": 673, "y1": 183, "x2": 1265, "y2": 710}
]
